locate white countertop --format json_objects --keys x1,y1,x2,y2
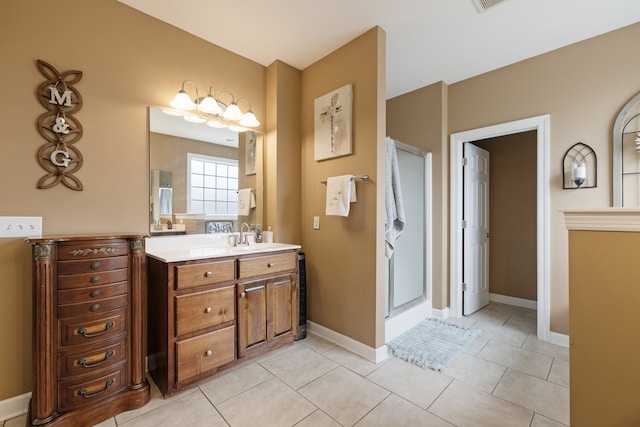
[{"x1": 145, "y1": 233, "x2": 301, "y2": 263}]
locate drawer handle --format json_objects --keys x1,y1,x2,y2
[
  {"x1": 78, "y1": 321, "x2": 114, "y2": 338},
  {"x1": 91, "y1": 303, "x2": 101, "y2": 312},
  {"x1": 91, "y1": 261, "x2": 101, "y2": 270},
  {"x1": 205, "y1": 350, "x2": 212, "y2": 357},
  {"x1": 240, "y1": 292, "x2": 246, "y2": 298},
  {"x1": 78, "y1": 379, "x2": 114, "y2": 399},
  {"x1": 90, "y1": 276, "x2": 101, "y2": 284},
  {"x1": 205, "y1": 307, "x2": 212, "y2": 313},
  {"x1": 205, "y1": 271, "x2": 213, "y2": 277},
  {"x1": 78, "y1": 350, "x2": 114, "y2": 368},
  {"x1": 267, "y1": 262, "x2": 275, "y2": 268},
  {"x1": 91, "y1": 289, "x2": 101, "y2": 298}
]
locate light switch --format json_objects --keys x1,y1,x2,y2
[
  {"x1": 0, "y1": 216, "x2": 43, "y2": 238},
  {"x1": 313, "y1": 216, "x2": 320, "y2": 230}
]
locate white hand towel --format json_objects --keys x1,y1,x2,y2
[
  {"x1": 326, "y1": 175, "x2": 356, "y2": 217},
  {"x1": 385, "y1": 137, "x2": 406, "y2": 258},
  {"x1": 238, "y1": 188, "x2": 255, "y2": 216}
]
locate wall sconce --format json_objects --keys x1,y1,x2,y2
[
  {"x1": 166, "y1": 80, "x2": 260, "y2": 132},
  {"x1": 562, "y1": 142, "x2": 597, "y2": 189}
]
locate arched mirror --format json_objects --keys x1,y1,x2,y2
[
  {"x1": 613, "y1": 92, "x2": 640, "y2": 207},
  {"x1": 149, "y1": 106, "x2": 262, "y2": 235}
]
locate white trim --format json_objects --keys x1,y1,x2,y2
[
  {"x1": 489, "y1": 293, "x2": 537, "y2": 310},
  {"x1": 307, "y1": 321, "x2": 389, "y2": 363},
  {"x1": 385, "y1": 300, "x2": 431, "y2": 342},
  {"x1": 450, "y1": 115, "x2": 552, "y2": 343},
  {"x1": 548, "y1": 331, "x2": 570, "y2": 348},
  {"x1": 431, "y1": 307, "x2": 450, "y2": 320},
  {"x1": 0, "y1": 392, "x2": 30, "y2": 423},
  {"x1": 563, "y1": 208, "x2": 640, "y2": 232}
]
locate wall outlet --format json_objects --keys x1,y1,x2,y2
[
  {"x1": 313, "y1": 216, "x2": 320, "y2": 230},
  {"x1": 0, "y1": 216, "x2": 43, "y2": 238}
]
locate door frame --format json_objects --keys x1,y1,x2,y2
[{"x1": 450, "y1": 115, "x2": 552, "y2": 342}]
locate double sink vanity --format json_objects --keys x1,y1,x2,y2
[{"x1": 145, "y1": 233, "x2": 302, "y2": 397}]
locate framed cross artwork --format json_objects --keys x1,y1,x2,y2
[{"x1": 314, "y1": 84, "x2": 352, "y2": 161}]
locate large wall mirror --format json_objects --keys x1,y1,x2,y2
[
  {"x1": 613, "y1": 92, "x2": 640, "y2": 207},
  {"x1": 149, "y1": 106, "x2": 263, "y2": 236}
]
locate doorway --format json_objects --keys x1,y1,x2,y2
[{"x1": 450, "y1": 115, "x2": 552, "y2": 342}]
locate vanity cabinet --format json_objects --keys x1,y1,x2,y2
[
  {"x1": 26, "y1": 235, "x2": 150, "y2": 427},
  {"x1": 147, "y1": 249, "x2": 298, "y2": 398}
]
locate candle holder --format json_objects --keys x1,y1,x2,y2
[{"x1": 562, "y1": 142, "x2": 597, "y2": 189}]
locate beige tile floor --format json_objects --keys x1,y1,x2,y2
[{"x1": 4, "y1": 302, "x2": 569, "y2": 427}]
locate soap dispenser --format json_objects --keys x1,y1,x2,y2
[{"x1": 255, "y1": 224, "x2": 263, "y2": 243}]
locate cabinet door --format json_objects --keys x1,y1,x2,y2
[
  {"x1": 271, "y1": 277, "x2": 294, "y2": 337},
  {"x1": 237, "y1": 281, "x2": 268, "y2": 357}
]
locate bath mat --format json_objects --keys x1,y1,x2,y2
[{"x1": 387, "y1": 318, "x2": 480, "y2": 372}]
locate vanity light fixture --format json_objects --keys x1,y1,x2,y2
[
  {"x1": 168, "y1": 80, "x2": 260, "y2": 131},
  {"x1": 562, "y1": 142, "x2": 597, "y2": 189}
]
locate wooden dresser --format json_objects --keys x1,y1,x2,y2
[
  {"x1": 26, "y1": 235, "x2": 150, "y2": 426},
  {"x1": 147, "y1": 249, "x2": 298, "y2": 397}
]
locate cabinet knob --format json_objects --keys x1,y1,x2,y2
[
  {"x1": 267, "y1": 262, "x2": 275, "y2": 268},
  {"x1": 90, "y1": 276, "x2": 100, "y2": 284},
  {"x1": 205, "y1": 307, "x2": 212, "y2": 313},
  {"x1": 91, "y1": 304, "x2": 101, "y2": 312},
  {"x1": 240, "y1": 292, "x2": 246, "y2": 298},
  {"x1": 205, "y1": 350, "x2": 212, "y2": 357},
  {"x1": 91, "y1": 289, "x2": 101, "y2": 298},
  {"x1": 91, "y1": 261, "x2": 100, "y2": 270},
  {"x1": 205, "y1": 271, "x2": 212, "y2": 277}
]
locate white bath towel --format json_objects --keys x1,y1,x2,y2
[
  {"x1": 238, "y1": 188, "x2": 255, "y2": 216},
  {"x1": 385, "y1": 137, "x2": 406, "y2": 258},
  {"x1": 325, "y1": 175, "x2": 357, "y2": 217}
]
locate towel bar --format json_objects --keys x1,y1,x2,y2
[{"x1": 320, "y1": 175, "x2": 368, "y2": 184}]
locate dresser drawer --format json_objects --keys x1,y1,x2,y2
[
  {"x1": 238, "y1": 252, "x2": 297, "y2": 280},
  {"x1": 58, "y1": 364, "x2": 126, "y2": 412},
  {"x1": 58, "y1": 241, "x2": 129, "y2": 261},
  {"x1": 176, "y1": 326, "x2": 235, "y2": 383},
  {"x1": 58, "y1": 256, "x2": 128, "y2": 275},
  {"x1": 175, "y1": 259, "x2": 235, "y2": 290},
  {"x1": 60, "y1": 309, "x2": 126, "y2": 347},
  {"x1": 58, "y1": 294, "x2": 128, "y2": 319},
  {"x1": 59, "y1": 336, "x2": 126, "y2": 379},
  {"x1": 175, "y1": 285, "x2": 235, "y2": 336},
  {"x1": 58, "y1": 268, "x2": 128, "y2": 290},
  {"x1": 58, "y1": 281, "x2": 128, "y2": 305}
]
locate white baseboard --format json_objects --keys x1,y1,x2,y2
[
  {"x1": 0, "y1": 392, "x2": 30, "y2": 423},
  {"x1": 307, "y1": 321, "x2": 389, "y2": 363},
  {"x1": 431, "y1": 306, "x2": 450, "y2": 319},
  {"x1": 489, "y1": 293, "x2": 537, "y2": 310},
  {"x1": 548, "y1": 331, "x2": 570, "y2": 348},
  {"x1": 385, "y1": 300, "x2": 431, "y2": 342}
]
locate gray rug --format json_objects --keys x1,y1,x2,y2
[{"x1": 387, "y1": 318, "x2": 480, "y2": 372}]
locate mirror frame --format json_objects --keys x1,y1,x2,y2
[{"x1": 613, "y1": 92, "x2": 640, "y2": 207}]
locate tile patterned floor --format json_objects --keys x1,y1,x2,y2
[{"x1": 4, "y1": 303, "x2": 569, "y2": 427}]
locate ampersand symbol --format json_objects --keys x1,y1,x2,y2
[{"x1": 52, "y1": 117, "x2": 70, "y2": 134}]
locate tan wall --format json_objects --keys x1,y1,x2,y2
[
  {"x1": 449, "y1": 22, "x2": 640, "y2": 334},
  {"x1": 300, "y1": 27, "x2": 386, "y2": 348},
  {"x1": 475, "y1": 132, "x2": 537, "y2": 301},
  {"x1": 386, "y1": 82, "x2": 449, "y2": 309},
  {"x1": 568, "y1": 230, "x2": 640, "y2": 426},
  {"x1": 0, "y1": 0, "x2": 265, "y2": 400}
]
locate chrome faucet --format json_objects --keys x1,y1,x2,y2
[{"x1": 239, "y1": 223, "x2": 251, "y2": 245}]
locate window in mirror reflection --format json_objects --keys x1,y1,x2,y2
[{"x1": 188, "y1": 153, "x2": 239, "y2": 215}]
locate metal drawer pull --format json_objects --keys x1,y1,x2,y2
[
  {"x1": 78, "y1": 321, "x2": 114, "y2": 338},
  {"x1": 205, "y1": 350, "x2": 212, "y2": 357},
  {"x1": 91, "y1": 304, "x2": 101, "y2": 312},
  {"x1": 90, "y1": 276, "x2": 100, "y2": 284},
  {"x1": 205, "y1": 307, "x2": 212, "y2": 313},
  {"x1": 267, "y1": 262, "x2": 275, "y2": 267},
  {"x1": 90, "y1": 261, "x2": 101, "y2": 270},
  {"x1": 78, "y1": 379, "x2": 114, "y2": 399},
  {"x1": 205, "y1": 271, "x2": 213, "y2": 277},
  {"x1": 78, "y1": 350, "x2": 114, "y2": 368},
  {"x1": 91, "y1": 289, "x2": 101, "y2": 297}
]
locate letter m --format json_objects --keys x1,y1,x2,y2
[{"x1": 49, "y1": 86, "x2": 73, "y2": 107}]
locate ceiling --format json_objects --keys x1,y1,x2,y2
[{"x1": 119, "y1": 0, "x2": 640, "y2": 99}]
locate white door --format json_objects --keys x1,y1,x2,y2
[{"x1": 463, "y1": 143, "x2": 490, "y2": 315}]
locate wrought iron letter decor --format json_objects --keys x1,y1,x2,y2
[{"x1": 35, "y1": 59, "x2": 84, "y2": 191}]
